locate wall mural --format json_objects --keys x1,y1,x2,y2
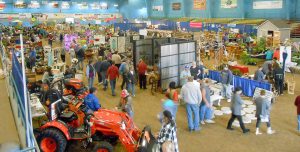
[
  {"x1": 194, "y1": 0, "x2": 206, "y2": 10},
  {"x1": 172, "y1": 3, "x2": 181, "y2": 11},
  {"x1": 221, "y1": 0, "x2": 237, "y2": 9}
]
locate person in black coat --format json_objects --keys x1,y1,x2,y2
[
  {"x1": 273, "y1": 63, "x2": 284, "y2": 95},
  {"x1": 94, "y1": 56, "x2": 103, "y2": 85},
  {"x1": 99, "y1": 59, "x2": 111, "y2": 90}
]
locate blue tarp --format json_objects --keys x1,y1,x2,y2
[
  {"x1": 209, "y1": 70, "x2": 271, "y2": 97},
  {"x1": 114, "y1": 23, "x2": 147, "y2": 32}
]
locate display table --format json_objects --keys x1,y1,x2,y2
[
  {"x1": 30, "y1": 94, "x2": 46, "y2": 118},
  {"x1": 229, "y1": 65, "x2": 249, "y2": 74}
]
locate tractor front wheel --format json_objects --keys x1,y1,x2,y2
[
  {"x1": 37, "y1": 128, "x2": 67, "y2": 152},
  {"x1": 93, "y1": 141, "x2": 113, "y2": 152}
]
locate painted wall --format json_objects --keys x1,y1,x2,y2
[{"x1": 148, "y1": 0, "x2": 300, "y2": 20}]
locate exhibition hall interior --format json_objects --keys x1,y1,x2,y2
[{"x1": 0, "y1": 0, "x2": 300, "y2": 152}]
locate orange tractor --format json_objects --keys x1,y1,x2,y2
[{"x1": 36, "y1": 78, "x2": 143, "y2": 152}]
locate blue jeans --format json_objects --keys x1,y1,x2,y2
[
  {"x1": 186, "y1": 104, "x2": 200, "y2": 130},
  {"x1": 222, "y1": 84, "x2": 232, "y2": 99},
  {"x1": 101, "y1": 72, "x2": 108, "y2": 89},
  {"x1": 88, "y1": 77, "x2": 94, "y2": 89},
  {"x1": 298, "y1": 115, "x2": 300, "y2": 131},
  {"x1": 200, "y1": 104, "x2": 213, "y2": 122},
  {"x1": 110, "y1": 79, "x2": 116, "y2": 96},
  {"x1": 127, "y1": 83, "x2": 135, "y2": 96}
]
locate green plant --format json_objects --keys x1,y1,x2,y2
[
  {"x1": 232, "y1": 69, "x2": 242, "y2": 76},
  {"x1": 253, "y1": 37, "x2": 266, "y2": 54}
]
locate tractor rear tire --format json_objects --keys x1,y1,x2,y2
[
  {"x1": 92, "y1": 141, "x2": 113, "y2": 152},
  {"x1": 37, "y1": 128, "x2": 67, "y2": 152}
]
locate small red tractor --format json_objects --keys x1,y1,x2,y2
[{"x1": 35, "y1": 78, "x2": 143, "y2": 152}]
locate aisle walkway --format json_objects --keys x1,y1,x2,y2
[{"x1": 0, "y1": 79, "x2": 20, "y2": 146}]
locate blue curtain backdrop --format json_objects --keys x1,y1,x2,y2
[{"x1": 209, "y1": 70, "x2": 271, "y2": 97}]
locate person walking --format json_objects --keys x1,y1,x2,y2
[
  {"x1": 127, "y1": 66, "x2": 136, "y2": 97},
  {"x1": 76, "y1": 45, "x2": 85, "y2": 70},
  {"x1": 137, "y1": 59, "x2": 148, "y2": 89},
  {"x1": 200, "y1": 79, "x2": 215, "y2": 125},
  {"x1": 100, "y1": 58, "x2": 111, "y2": 90},
  {"x1": 221, "y1": 65, "x2": 233, "y2": 102},
  {"x1": 254, "y1": 90, "x2": 275, "y2": 135},
  {"x1": 119, "y1": 60, "x2": 130, "y2": 90},
  {"x1": 166, "y1": 81, "x2": 179, "y2": 119},
  {"x1": 295, "y1": 95, "x2": 300, "y2": 133},
  {"x1": 273, "y1": 63, "x2": 284, "y2": 95},
  {"x1": 227, "y1": 87, "x2": 250, "y2": 134},
  {"x1": 180, "y1": 65, "x2": 191, "y2": 86},
  {"x1": 94, "y1": 56, "x2": 103, "y2": 85},
  {"x1": 86, "y1": 60, "x2": 96, "y2": 89},
  {"x1": 107, "y1": 61, "x2": 119, "y2": 96},
  {"x1": 60, "y1": 48, "x2": 66, "y2": 62},
  {"x1": 180, "y1": 76, "x2": 202, "y2": 132},
  {"x1": 112, "y1": 51, "x2": 122, "y2": 68}
]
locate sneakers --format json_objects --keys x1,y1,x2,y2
[
  {"x1": 200, "y1": 121, "x2": 205, "y2": 125},
  {"x1": 255, "y1": 128, "x2": 262, "y2": 135},
  {"x1": 227, "y1": 127, "x2": 234, "y2": 131},
  {"x1": 227, "y1": 99, "x2": 231, "y2": 103},
  {"x1": 243, "y1": 129, "x2": 250, "y2": 134},
  {"x1": 205, "y1": 120, "x2": 215, "y2": 124},
  {"x1": 267, "y1": 128, "x2": 275, "y2": 135}
]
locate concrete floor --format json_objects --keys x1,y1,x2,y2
[
  {"x1": 0, "y1": 79, "x2": 20, "y2": 146},
  {"x1": 70, "y1": 59, "x2": 300, "y2": 152},
  {"x1": 1, "y1": 40, "x2": 300, "y2": 152}
]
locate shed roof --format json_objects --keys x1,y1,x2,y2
[{"x1": 258, "y1": 20, "x2": 291, "y2": 29}]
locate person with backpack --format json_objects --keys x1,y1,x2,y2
[{"x1": 86, "y1": 60, "x2": 96, "y2": 89}]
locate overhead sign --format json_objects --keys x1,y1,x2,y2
[
  {"x1": 253, "y1": 0, "x2": 283, "y2": 9},
  {"x1": 152, "y1": 5, "x2": 163, "y2": 11},
  {"x1": 194, "y1": 0, "x2": 206, "y2": 10},
  {"x1": 190, "y1": 22, "x2": 202, "y2": 28},
  {"x1": 221, "y1": 0, "x2": 237, "y2": 8}
]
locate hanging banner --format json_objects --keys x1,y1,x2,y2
[
  {"x1": 253, "y1": 0, "x2": 283, "y2": 9},
  {"x1": 190, "y1": 22, "x2": 202, "y2": 28},
  {"x1": 172, "y1": 3, "x2": 181, "y2": 10},
  {"x1": 194, "y1": 0, "x2": 206, "y2": 10},
  {"x1": 152, "y1": 5, "x2": 163, "y2": 11},
  {"x1": 0, "y1": 3, "x2": 5, "y2": 11},
  {"x1": 221, "y1": 0, "x2": 237, "y2": 8}
]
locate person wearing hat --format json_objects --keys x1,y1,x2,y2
[
  {"x1": 220, "y1": 65, "x2": 233, "y2": 102},
  {"x1": 84, "y1": 87, "x2": 101, "y2": 112},
  {"x1": 180, "y1": 76, "x2": 202, "y2": 132},
  {"x1": 115, "y1": 89, "x2": 133, "y2": 118},
  {"x1": 157, "y1": 110, "x2": 179, "y2": 152},
  {"x1": 180, "y1": 65, "x2": 191, "y2": 86},
  {"x1": 254, "y1": 90, "x2": 275, "y2": 135},
  {"x1": 227, "y1": 87, "x2": 250, "y2": 134}
]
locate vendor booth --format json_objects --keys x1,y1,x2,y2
[{"x1": 257, "y1": 20, "x2": 291, "y2": 46}]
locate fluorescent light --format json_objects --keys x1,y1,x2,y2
[
  {"x1": 100, "y1": 2, "x2": 107, "y2": 7},
  {"x1": 114, "y1": 4, "x2": 118, "y2": 7}
]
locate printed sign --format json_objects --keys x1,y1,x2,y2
[
  {"x1": 194, "y1": 0, "x2": 206, "y2": 10},
  {"x1": 221, "y1": 0, "x2": 237, "y2": 8},
  {"x1": 190, "y1": 22, "x2": 202, "y2": 28},
  {"x1": 253, "y1": 0, "x2": 283, "y2": 9},
  {"x1": 152, "y1": 5, "x2": 163, "y2": 11},
  {"x1": 253, "y1": 87, "x2": 274, "y2": 100},
  {"x1": 172, "y1": 3, "x2": 181, "y2": 10}
]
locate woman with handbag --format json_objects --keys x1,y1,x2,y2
[{"x1": 254, "y1": 90, "x2": 276, "y2": 135}]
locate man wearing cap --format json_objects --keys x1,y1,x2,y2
[
  {"x1": 180, "y1": 65, "x2": 191, "y2": 86},
  {"x1": 180, "y1": 76, "x2": 202, "y2": 132},
  {"x1": 221, "y1": 65, "x2": 233, "y2": 102}
]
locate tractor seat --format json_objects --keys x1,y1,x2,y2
[{"x1": 59, "y1": 111, "x2": 78, "y2": 122}]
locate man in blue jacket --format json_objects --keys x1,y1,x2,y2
[
  {"x1": 221, "y1": 66, "x2": 233, "y2": 102},
  {"x1": 84, "y1": 87, "x2": 101, "y2": 112}
]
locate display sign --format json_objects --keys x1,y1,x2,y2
[
  {"x1": 28, "y1": 1, "x2": 40, "y2": 8},
  {"x1": 194, "y1": 0, "x2": 206, "y2": 10},
  {"x1": 50, "y1": 2, "x2": 59, "y2": 8},
  {"x1": 19, "y1": 13, "x2": 31, "y2": 19},
  {"x1": 221, "y1": 0, "x2": 237, "y2": 8},
  {"x1": 14, "y1": 1, "x2": 27, "y2": 8},
  {"x1": 0, "y1": 2, "x2": 6, "y2": 11},
  {"x1": 172, "y1": 3, "x2": 181, "y2": 10},
  {"x1": 61, "y1": 2, "x2": 70, "y2": 9},
  {"x1": 253, "y1": 0, "x2": 283, "y2": 9},
  {"x1": 190, "y1": 22, "x2": 202, "y2": 28},
  {"x1": 78, "y1": 3, "x2": 88, "y2": 9},
  {"x1": 100, "y1": 3, "x2": 108, "y2": 9},
  {"x1": 152, "y1": 5, "x2": 163, "y2": 11},
  {"x1": 91, "y1": 3, "x2": 100, "y2": 10}
]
